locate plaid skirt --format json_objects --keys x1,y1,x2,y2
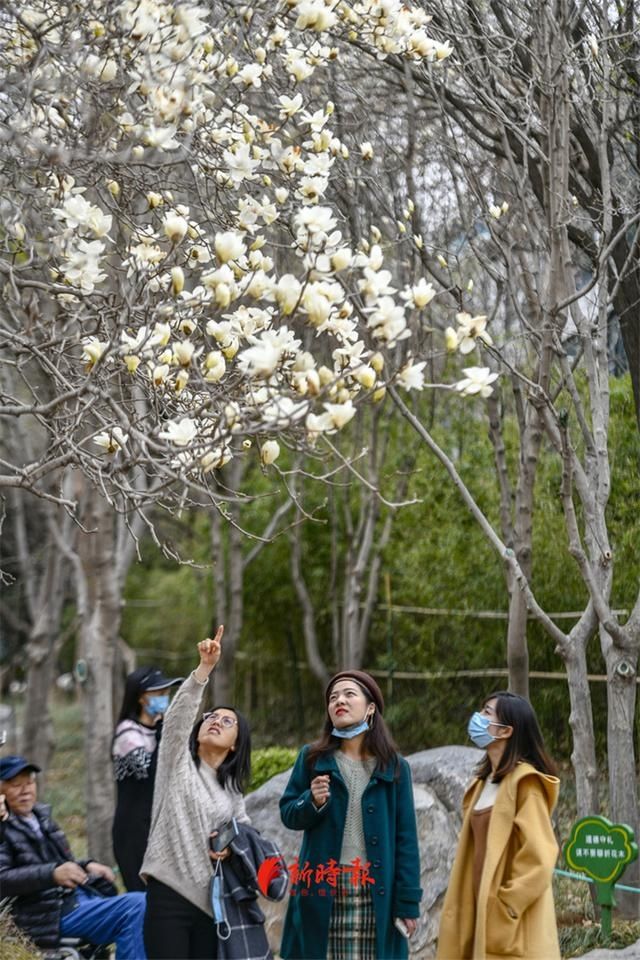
[{"x1": 327, "y1": 872, "x2": 376, "y2": 960}]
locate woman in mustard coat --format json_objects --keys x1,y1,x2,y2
[{"x1": 437, "y1": 691, "x2": 560, "y2": 960}]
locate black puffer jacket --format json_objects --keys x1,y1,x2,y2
[{"x1": 0, "y1": 803, "x2": 84, "y2": 947}]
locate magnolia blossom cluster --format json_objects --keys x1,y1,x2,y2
[{"x1": 3, "y1": 0, "x2": 497, "y2": 480}]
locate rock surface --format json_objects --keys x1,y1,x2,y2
[
  {"x1": 580, "y1": 943, "x2": 640, "y2": 959},
  {"x1": 245, "y1": 744, "x2": 481, "y2": 958}
]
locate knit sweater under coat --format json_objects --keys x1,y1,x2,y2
[
  {"x1": 140, "y1": 671, "x2": 249, "y2": 915},
  {"x1": 279, "y1": 745, "x2": 422, "y2": 960},
  {"x1": 436, "y1": 762, "x2": 561, "y2": 960}
]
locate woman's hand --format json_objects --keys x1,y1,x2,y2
[
  {"x1": 399, "y1": 918, "x2": 417, "y2": 937},
  {"x1": 208, "y1": 830, "x2": 232, "y2": 862},
  {"x1": 195, "y1": 626, "x2": 224, "y2": 682},
  {"x1": 310, "y1": 774, "x2": 330, "y2": 809}
]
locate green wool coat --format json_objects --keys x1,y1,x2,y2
[{"x1": 279, "y1": 745, "x2": 422, "y2": 960}]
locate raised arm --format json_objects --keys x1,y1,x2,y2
[{"x1": 155, "y1": 628, "x2": 224, "y2": 775}]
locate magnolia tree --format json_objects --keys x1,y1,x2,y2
[
  {"x1": 0, "y1": 0, "x2": 476, "y2": 522},
  {"x1": 2, "y1": 0, "x2": 499, "y2": 859}
]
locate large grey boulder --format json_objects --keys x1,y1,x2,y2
[{"x1": 245, "y1": 745, "x2": 480, "y2": 958}]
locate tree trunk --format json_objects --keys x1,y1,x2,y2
[
  {"x1": 76, "y1": 490, "x2": 121, "y2": 863},
  {"x1": 505, "y1": 587, "x2": 529, "y2": 697},
  {"x1": 563, "y1": 641, "x2": 599, "y2": 817},
  {"x1": 604, "y1": 641, "x2": 639, "y2": 915},
  {"x1": 289, "y1": 521, "x2": 330, "y2": 685},
  {"x1": 12, "y1": 489, "x2": 70, "y2": 778}
]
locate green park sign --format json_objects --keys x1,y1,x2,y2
[{"x1": 564, "y1": 815, "x2": 638, "y2": 937}]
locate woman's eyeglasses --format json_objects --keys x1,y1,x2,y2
[{"x1": 202, "y1": 711, "x2": 237, "y2": 728}]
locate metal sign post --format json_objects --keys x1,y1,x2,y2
[{"x1": 564, "y1": 815, "x2": 639, "y2": 939}]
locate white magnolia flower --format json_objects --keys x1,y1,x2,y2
[
  {"x1": 94, "y1": 427, "x2": 128, "y2": 453},
  {"x1": 237, "y1": 341, "x2": 281, "y2": 378},
  {"x1": 173, "y1": 340, "x2": 197, "y2": 366},
  {"x1": 330, "y1": 247, "x2": 353, "y2": 272},
  {"x1": 456, "y1": 312, "x2": 493, "y2": 354},
  {"x1": 323, "y1": 399, "x2": 356, "y2": 430},
  {"x1": 275, "y1": 274, "x2": 302, "y2": 315},
  {"x1": 55, "y1": 195, "x2": 112, "y2": 237},
  {"x1": 402, "y1": 278, "x2": 436, "y2": 309},
  {"x1": 398, "y1": 360, "x2": 426, "y2": 391},
  {"x1": 305, "y1": 411, "x2": 333, "y2": 436},
  {"x1": 62, "y1": 240, "x2": 106, "y2": 292},
  {"x1": 201, "y1": 446, "x2": 233, "y2": 472},
  {"x1": 260, "y1": 440, "x2": 280, "y2": 465},
  {"x1": 152, "y1": 363, "x2": 171, "y2": 386},
  {"x1": 489, "y1": 204, "x2": 502, "y2": 219},
  {"x1": 434, "y1": 41, "x2": 454, "y2": 60},
  {"x1": 124, "y1": 355, "x2": 141, "y2": 374},
  {"x1": 237, "y1": 63, "x2": 263, "y2": 87},
  {"x1": 455, "y1": 367, "x2": 499, "y2": 398},
  {"x1": 445, "y1": 326, "x2": 459, "y2": 351},
  {"x1": 367, "y1": 297, "x2": 408, "y2": 343},
  {"x1": 82, "y1": 337, "x2": 109, "y2": 368},
  {"x1": 223, "y1": 142, "x2": 261, "y2": 183},
  {"x1": 360, "y1": 141, "x2": 374, "y2": 161},
  {"x1": 187, "y1": 244, "x2": 212, "y2": 265},
  {"x1": 278, "y1": 93, "x2": 304, "y2": 119},
  {"x1": 203, "y1": 351, "x2": 226, "y2": 382},
  {"x1": 159, "y1": 417, "x2": 198, "y2": 446},
  {"x1": 163, "y1": 212, "x2": 189, "y2": 243},
  {"x1": 295, "y1": 0, "x2": 338, "y2": 31},
  {"x1": 261, "y1": 395, "x2": 309, "y2": 426},
  {"x1": 171, "y1": 266, "x2": 185, "y2": 295},
  {"x1": 353, "y1": 365, "x2": 377, "y2": 389},
  {"x1": 214, "y1": 231, "x2": 246, "y2": 263},
  {"x1": 358, "y1": 268, "x2": 396, "y2": 304}
]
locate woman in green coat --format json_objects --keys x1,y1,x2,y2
[{"x1": 280, "y1": 670, "x2": 422, "y2": 960}]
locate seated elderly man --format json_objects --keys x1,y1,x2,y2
[{"x1": 0, "y1": 756, "x2": 146, "y2": 958}]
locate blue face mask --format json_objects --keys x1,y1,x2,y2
[
  {"x1": 210, "y1": 862, "x2": 231, "y2": 940},
  {"x1": 332, "y1": 719, "x2": 369, "y2": 739},
  {"x1": 146, "y1": 694, "x2": 169, "y2": 717},
  {"x1": 467, "y1": 711, "x2": 509, "y2": 749},
  {"x1": 331, "y1": 707, "x2": 373, "y2": 739}
]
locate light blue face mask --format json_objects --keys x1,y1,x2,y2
[
  {"x1": 331, "y1": 707, "x2": 374, "y2": 739},
  {"x1": 210, "y1": 861, "x2": 231, "y2": 940},
  {"x1": 467, "y1": 711, "x2": 509, "y2": 749},
  {"x1": 332, "y1": 719, "x2": 369, "y2": 739},
  {"x1": 145, "y1": 694, "x2": 169, "y2": 717}
]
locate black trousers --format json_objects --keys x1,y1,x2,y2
[{"x1": 143, "y1": 878, "x2": 217, "y2": 960}]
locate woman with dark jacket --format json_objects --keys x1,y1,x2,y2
[
  {"x1": 280, "y1": 670, "x2": 422, "y2": 960},
  {"x1": 111, "y1": 666, "x2": 182, "y2": 890}
]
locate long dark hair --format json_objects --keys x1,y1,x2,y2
[
  {"x1": 188, "y1": 706, "x2": 251, "y2": 793},
  {"x1": 475, "y1": 690, "x2": 558, "y2": 782},
  {"x1": 307, "y1": 696, "x2": 398, "y2": 775},
  {"x1": 116, "y1": 667, "x2": 156, "y2": 724}
]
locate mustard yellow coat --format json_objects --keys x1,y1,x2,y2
[{"x1": 436, "y1": 762, "x2": 560, "y2": 960}]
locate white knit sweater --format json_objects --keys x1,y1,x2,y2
[{"x1": 140, "y1": 671, "x2": 249, "y2": 914}]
